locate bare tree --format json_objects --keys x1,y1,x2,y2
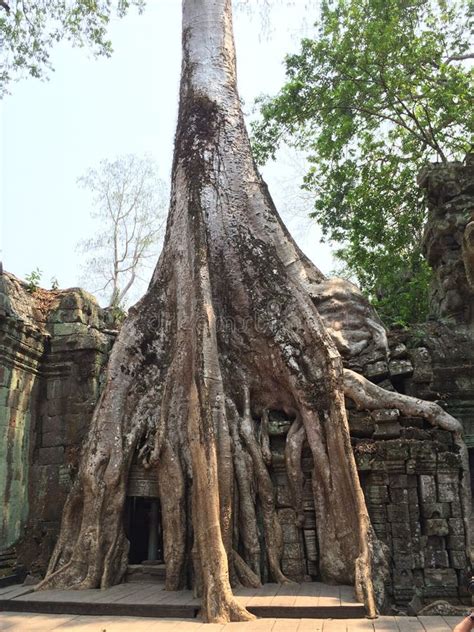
[{"x1": 77, "y1": 154, "x2": 168, "y2": 309}]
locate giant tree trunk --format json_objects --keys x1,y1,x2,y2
[{"x1": 36, "y1": 0, "x2": 390, "y2": 622}]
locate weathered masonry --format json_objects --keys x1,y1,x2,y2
[
  {"x1": 0, "y1": 273, "x2": 114, "y2": 576},
  {"x1": 0, "y1": 157, "x2": 472, "y2": 610}
]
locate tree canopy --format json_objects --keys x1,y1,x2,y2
[
  {"x1": 252, "y1": 0, "x2": 473, "y2": 325},
  {"x1": 0, "y1": 0, "x2": 144, "y2": 95}
]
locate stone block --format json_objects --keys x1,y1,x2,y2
[
  {"x1": 46, "y1": 378, "x2": 65, "y2": 401},
  {"x1": 389, "y1": 359, "x2": 414, "y2": 377},
  {"x1": 303, "y1": 530, "x2": 318, "y2": 561},
  {"x1": 436, "y1": 473, "x2": 459, "y2": 502},
  {"x1": 385, "y1": 460, "x2": 406, "y2": 474},
  {"x1": 407, "y1": 487, "x2": 419, "y2": 504},
  {"x1": 52, "y1": 322, "x2": 88, "y2": 337},
  {"x1": 282, "y1": 558, "x2": 306, "y2": 581},
  {"x1": 393, "y1": 553, "x2": 414, "y2": 570},
  {"x1": 62, "y1": 415, "x2": 88, "y2": 446},
  {"x1": 285, "y1": 541, "x2": 304, "y2": 558},
  {"x1": 267, "y1": 418, "x2": 292, "y2": 436},
  {"x1": 371, "y1": 409, "x2": 400, "y2": 423},
  {"x1": 366, "y1": 485, "x2": 389, "y2": 503},
  {"x1": 389, "y1": 474, "x2": 408, "y2": 489},
  {"x1": 423, "y1": 586, "x2": 459, "y2": 599},
  {"x1": 0, "y1": 366, "x2": 11, "y2": 387},
  {"x1": 303, "y1": 511, "x2": 316, "y2": 529},
  {"x1": 390, "y1": 488, "x2": 409, "y2": 503},
  {"x1": 457, "y1": 569, "x2": 474, "y2": 596},
  {"x1": 432, "y1": 429, "x2": 453, "y2": 446},
  {"x1": 280, "y1": 523, "x2": 298, "y2": 543},
  {"x1": 0, "y1": 386, "x2": 8, "y2": 408},
  {"x1": 370, "y1": 458, "x2": 388, "y2": 472},
  {"x1": 5, "y1": 388, "x2": 27, "y2": 409},
  {"x1": 355, "y1": 453, "x2": 372, "y2": 471},
  {"x1": 46, "y1": 397, "x2": 69, "y2": 416},
  {"x1": 366, "y1": 361, "x2": 389, "y2": 380},
  {"x1": 373, "y1": 524, "x2": 388, "y2": 541},
  {"x1": 412, "y1": 551, "x2": 425, "y2": 568},
  {"x1": 408, "y1": 515, "x2": 422, "y2": 535},
  {"x1": 385, "y1": 443, "x2": 410, "y2": 460},
  {"x1": 448, "y1": 518, "x2": 464, "y2": 535},
  {"x1": 447, "y1": 535, "x2": 465, "y2": 550},
  {"x1": 37, "y1": 446, "x2": 64, "y2": 466},
  {"x1": 412, "y1": 569, "x2": 425, "y2": 588},
  {"x1": 367, "y1": 505, "x2": 387, "y2": 524},
  {"x1": 369, "y1": 472, "x2": 389, "y2": 485},
  {"x1": 390, "y1": 522, "x2": 412, "y2": 540},
  {"x1": 449, "y1": 550, "x2": 467, "y2": 569},
  {"x1": 424, "y1": 549, "x2": 449, "y2": 568},
  {"x1": 437, "y1": 451, "x2": 461, "y2": 471},
  {"x1": 387, "y1": 503, "x2": 409, "y2": 522},
  {"x1": 410, "y1": 347, "x2": 432, "y2": 383},
  {"x1": 374, "y1": 422, "x2": 401, "y2": 439},
  {"x1": 424, "y1": 568, "x2": 458, "y2": 588},
  {"x1": 425, "y1": 535, "x2": 445, "y2": 550},
  {"x1": 449, "y1": 501, "x2": 462, "y2": 517},
  {"x1": 41, "y1": 431, "x2": 63, "y2": 448},
  {"x1": 276, "y1": 485, "x2": 292, "y2": 508},
  {"x1": 419, "y1": 475, "x2": 437, "y2": 503},
  {"x1": 400, "y1": 416, "x2": 425, "y2": 429},
  {"x1": 348, "y1": 412, "x2": 374, "y2": 438},
  {"x1": 424, "y1": 518, "x2": 449, "y2": 536},
  {"x1": 390, "y1": 343, "x2": 409, "y2": 359},
  {"x1": 393, "y1": 569, "x2": 413, "y2": 588},
  {"x1": 402, "y1": 427, "x2": 431, "y2": 441},
  {"x1": 41, "y1": 415, "x2": 63, "y2": 436},
  {"x1": 420, "y1": 502, "x2": 451, "y2": 519},
  {"x1": 58, "y1": 465, "x2": 73, "y2": 490},
  {"x1": 392, "y1": 538, "x2": 413, "y2": 555}
]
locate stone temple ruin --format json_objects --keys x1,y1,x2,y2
[{"x1": 0, "y1": 158, "x2": 472, "y2": 611}]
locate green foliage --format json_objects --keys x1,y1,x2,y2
[
  {"x1": 253, "y1": 0, "x2": 473, "y2": 325},
  {"x1": 110, "y1": 302, "x2": 127, "y2": 325},
  {"x1": 25, "y1": 267, "x2": 42, "y2": 293},
  {"x1": 50, "y1": 276, "x2": 59, "y2": 290},
  {"x1": 0, "y1": 0, "x2": 144, "y2": 95}
]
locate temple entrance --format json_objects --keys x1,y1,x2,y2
[
  {"x1": 125, "y1": 455, "x2": 165, "y2": 580},
  {"x1": 125, "y1": 497, "x2": 163, "y2": 565}
]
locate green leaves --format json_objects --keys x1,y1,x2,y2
[
  {"x1": 253, "y1": 0, "x2": 473, "y2": 325},
  {"x1": 0, "y1": 1, "x2": 145, "y2": 95}
]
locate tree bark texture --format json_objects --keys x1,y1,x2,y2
[{"x1": 36, "y1": 0, "x2": 470, "y2": 623}]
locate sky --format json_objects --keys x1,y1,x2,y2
[{"x1": 0, "y1": 0, "x2": 335, "y2": 306}]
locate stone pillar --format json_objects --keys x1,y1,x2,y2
[{"x1": 147, "y1": 501, "x2": 159, "y2": 562}]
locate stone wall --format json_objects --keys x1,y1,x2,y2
[
  {"x1": 352, "y1": 414, "x2": 469, "y2": 605},
  {"x1": 0, "y1": 272, "x2": 114, "y2": 576},
  {"x1": 1, "y1": 156, "x2": 472, "y2": 605},
  {"x1": 419, "y1": 155, "x2": 474, "y2": 325},
  {"x1": 262, "y1": 399, "x2": 470, "y2": 605}
]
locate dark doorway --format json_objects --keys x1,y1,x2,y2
[{"x1": 125, "y1": 497, "x2": 163, "y2": 565}]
